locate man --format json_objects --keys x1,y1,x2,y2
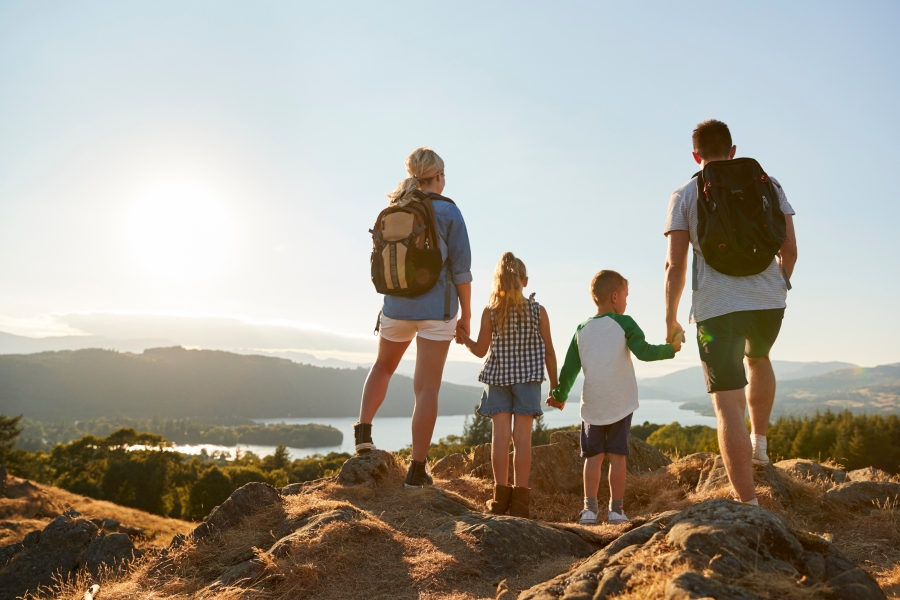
[{"x1": 663, "y1": 120, "x2": 798, "y2": 505}]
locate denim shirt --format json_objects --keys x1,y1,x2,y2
[{"x1": 382, "y1": 199, "x2": 473, "y2": 321}]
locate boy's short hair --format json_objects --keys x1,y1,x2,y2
[
  {"x1": 591, "y1": 270, "x2": 628, "y2": 305},
  {"x1": 692, "y1": 119, "x2": 732, "y2": 159}
]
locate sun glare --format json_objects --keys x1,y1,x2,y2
[{"x1": 127, "y1": 183, "x2": 236, "y2": 283}]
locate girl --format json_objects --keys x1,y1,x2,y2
[
  {"x1": 456, "y1": 252, "x2": 557, "y2": 518},
  {"x1": 355, "y1": 147, "x2": 473, "y2": 489}
]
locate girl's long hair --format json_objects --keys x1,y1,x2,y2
[
  {"x1": 489, "y1": 252, "x2": 528, "y2": 329},
  {"x1": 387, "y1": 147, "x2": 444, "y2": 206}
]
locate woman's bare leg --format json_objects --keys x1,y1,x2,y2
[
  {"x1": 511, "y1": 414, "x2": 534, "y2": 487},
  {"x1": 359, "y1": 336, "x2": 411, "y2": 424},
  {"x1": 410, "y1": 337, "x2": 451, "y2": 462},
  {"x1": 490, "y1": 413, "x2": 513, "y2": 486}
]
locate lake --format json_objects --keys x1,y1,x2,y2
[{"x1": 171, "y1": 399, "x2": 717, "y2": 461}]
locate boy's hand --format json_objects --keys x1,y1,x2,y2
[
  {"x1": 671, "y1": 332, "x2": 683, "y2": 353},
  {"x1": 546, "y1": 396, "x2": 565, "y2": 410}
]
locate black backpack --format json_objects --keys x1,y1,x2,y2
[
  {"x1": 370, "y1": 190, "x2": 453, "y2": 299},
  {"x1": 695, "y1": 158, "x2": 788, "y2": 281}
]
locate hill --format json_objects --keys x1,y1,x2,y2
[
  {"x1": 679, "y1": 362, "x2": 900, "y2": 417},
  {"x1": 0, "y1": 347, "x2": 482, "y2": 421},
  {"x1": 638, "y1": 360, "x2": 856, "y2": 400}
]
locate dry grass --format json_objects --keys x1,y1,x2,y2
[{"x1": 0, "y1": 476, "x2": 193, "y2": 549}]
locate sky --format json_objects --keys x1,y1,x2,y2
[{"x1": 1, "y1": 1, "x2": 898, "y2": 377}]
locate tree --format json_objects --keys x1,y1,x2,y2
[
  {"x1": 0, "y1": 414, "x2": 23, "y2": 464},
  {"x1": 462, "y1": 407, "x2": 492, "y2": 446},
  {"x1": 187, "y1": 466, "x2": 233, "y2": 520}
]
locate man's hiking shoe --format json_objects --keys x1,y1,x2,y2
[
  {"x1": 607, "y1": 511, "x2": 630, "y2": 524},
  {"x1": 404, "y1": 459, "x2": 433, "y2": 488},
  {"x1": 728, "y1": 489, "x2": 760, "y2": 506},
  {"x1": 354, "y1": 422, "x2": 376, "y2": 454},
  {"x1": 577, "y1": 509, "x2": 598, "y2": 525}
]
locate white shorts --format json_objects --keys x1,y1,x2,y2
[{"x1": 380, "y1": 314, "x2": 458, "y2": 343}]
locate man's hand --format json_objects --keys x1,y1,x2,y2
[
  {"x1": 667, "y1": 320, "x2": 684, "y2": 345},
  {"x1": 546, "y1": 395, "x2": 565, "y2": 410}
]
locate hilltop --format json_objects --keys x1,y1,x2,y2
[
  {"x1": 6, "y1": 433, "x2": 898, "y2": 599},
  {"x1": 0, "y1": 347, "x2": 482, "y2": 421}
]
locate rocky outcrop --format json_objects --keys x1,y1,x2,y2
[
  {"x1": 0, "y1": 509, "x2": 140, "y2": 600},
  {"x1": 847, "y1": 467, "x2": 894, "y2": 482},
  {"x1": 668, "y1": 452, "x2": 797, "y2": 506},
  {"x1": 191, "y1": 482, "x2": 282, "y2": 542},
  {"x1": 520, "y1": 498, "x2": 885, "y2": 600},
  {"x1": 824, "y1": 481, "x2": 900, "y2": 511},
  {"x1": 433, "y1": 512, "x2": 596, "y2": 578},
  {"x1": 336, "y1": 450, "x2": 405, "y2": 487},
  {"x1": 775, "y1": 458, "x2": 847, "y2": 486},
  {"x1": 431, "y1": 452, "x2": 470, "y2": 479}
]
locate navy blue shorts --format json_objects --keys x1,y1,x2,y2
[{"x1": 580, "y1": 413, "x2": 633, "y2": 458}]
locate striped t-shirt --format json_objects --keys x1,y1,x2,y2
[{"x1": 664, "y1": 174, "x2": 796, "y2": 323}]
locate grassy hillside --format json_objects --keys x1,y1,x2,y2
[{"x1": 0, "y1": 347, "x2": 482, "y2": 420}]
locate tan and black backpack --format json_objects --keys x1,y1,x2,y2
[{"x1": 370, "y1": 191, "x2": 454, "y2": 300}]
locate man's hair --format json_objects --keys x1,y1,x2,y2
[
  {"x1": 591, "y1": 270, "x2": 628, "y2": 305},
  {"x1": 692, "y1": 119, "x2": 732, "y2": 159}
]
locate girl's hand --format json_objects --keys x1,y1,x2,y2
[
  {"x1": 546, "y1": 396, "x2": 565, "y2": 410},
  {"x1": 671, "y1": 332, "x2": 684, "y2": 353}
]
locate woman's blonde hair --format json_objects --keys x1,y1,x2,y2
[
  {"x1": 387, "y1": 147, "x2": 445, "y2": 206},
  {"x1": 489, "y1": 252, "x2": 528, "y2": 328}
]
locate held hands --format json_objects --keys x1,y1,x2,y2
[
  {"x1": 667, "y1": 320, "x2": 685, "y2": 353},
  {"x1": 546, "y1": 394, "x2": 565, "y2": 410}
]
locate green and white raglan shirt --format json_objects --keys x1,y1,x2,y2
[{"x1": 551, "y1": 313, "x2": 675, "y2": 426}]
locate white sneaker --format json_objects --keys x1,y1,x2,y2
[
  {"x1": 607, "y1": 511, "x2": 630, "y2": 524},
  {"x1": 578, "y1": 509, "x2": 598, "y2": 525}
]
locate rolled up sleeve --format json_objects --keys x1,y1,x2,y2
[{"x1": 447, "y1": 204, "x2": 473, "y2": 284}]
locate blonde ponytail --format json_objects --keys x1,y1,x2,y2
[
  {"x1": 489, "y1": 252, "x2": 528, "y2": 329},
  {"x1": 387, "y1": 147, "x2": 445, "y2": 207}
]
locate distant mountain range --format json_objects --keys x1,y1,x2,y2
[
  {"x1": 678, "y1": 363, "x2": 900, "y2": 417},
  {"x1": 0, "y1": 347, "x2": 482, "y2": 421}
]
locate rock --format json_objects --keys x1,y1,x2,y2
[
  {"x1": 0, "y1": 508, "x2": 140, "y2": 600},
  {"x1": 520, "y1": 498, "x2": 885, "y2": 600},
  {"x1": 81, "y1": 533, "x2": 141, "y2": 576},
  {"x1": 848, "y1": 467, "x2": 894, "y2": 482},
  {"x1": 213, "y1": 558, "x2": 266, "y2": 587},
  {"x1": 432, "y1": 512, "x2": 596, "y2": 579},
  {"x1": 775, "y1": 458, "x2": 846, "y2": 486},
  {"x1": 191, "y1": 482, "x2": 282, "y2": 542},
  {"x1": 269, "y1": 507, "x2": 361, "y2": 558},
  {"x1": 471, "y1": 443, "x2": 492, "y2": 470},
  {"x1": 678, "y1": 453, "x2": 796, "y2": 505},
  {"x1": 102, "y1": 518, "x2": 120, "y2": 531},
  {"x1": 825, "y1": 481, "x2": 900, "y2": 511},
  {"x1": 118, "y1": 524, "x2": 145, "y2": 537},
  {"x1": 336, "y1": 450, "x2": 405, "y2": 487},
  {"x1": 431, "y1": 453, "x2": 470, "y2": 479}
]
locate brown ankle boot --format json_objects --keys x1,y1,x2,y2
[
  {"x1": 509, "y1": 486, "x2": 531, "y2": 518},
  {"x1": 486, "y1": 484, "x2": 513, "y2": 514}
]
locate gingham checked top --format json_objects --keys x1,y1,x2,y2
[{"x1": 478, "y1": 294, "x2": 546, "y2": 386}]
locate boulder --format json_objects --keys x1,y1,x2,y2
[
  {"x1": 520, "y1": 498, "x2": 886, "y2": 600},
  {"x1": 431, "y1": 453, "x2": 470, "y2": 479},
  {"x1": 674, "y1": 453, "x2": 796, "y2": 505},
  {"x1": 269, "y1": 508, "x2": 361, "y2": 558},
  {"x1": 432, "y1": 512, "x2": 596, "y2": 579},
  {"x1": 191, "y1": 482, "x2": 282, "y2": 542},
  {"x1": 825, "y1": 481, "x2": 900, "y2": 511},
  {"x1": 847, "y1": 467, "x2": 894, "y2": 482},
  {"x1": 775, "y1": 458, "x2": 847, "y2": 485},
  {"x1": 336, "y1": 450, "x2": 405, "y2": 487},
  {"x1": 0, "y1": 509, "x2": 139, "y2": 600}
]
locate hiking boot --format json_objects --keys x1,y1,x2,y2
[
  {"x1": 404, "y1": 459, "x2": 433, "y2": 488},
  {"x1": 354, "y1": 422, "x2": 376, "y2": 454},
  {"x1": 508, "y1": 486, "x2": 531, "y2": 518},
  {"x1": 485, "y1": 484, "x2": 513, "y2": 515},
  {"x1": 607, "y1": 510, "x2": 630, "y2": 524},
  {"x1": 752, "y1": 450, "x2": 771, "y2": 466},
  {"x1": 577, "y1": 509, "x2": 598, "y2": 525}
]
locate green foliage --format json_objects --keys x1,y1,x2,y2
[
  {"x1": 187, "y1": 466, "x2": 233, "y2": 519},
  {"x1": 531, "y1": 414, "x2": 550, "y2": 446},
  {"x1": 630, "y1": 421, "x2": 664, "y2": 441},
  {"x1": 0, "y1": 414, "x2": 23, "y2": 463},
  {"x1": 461, "y1": 408, "x2": 492, "y2": 446},
  {"x1": 767, "y1": 410, "x2": 900, "y2": 473},
  {"x1": 646, "y1": 423, "x2": 719, "y2": 456}
]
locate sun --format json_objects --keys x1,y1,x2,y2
[{"x1": 127, "y1": 183, "x2": 236, "y2": 283}]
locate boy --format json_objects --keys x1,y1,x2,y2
[{"x1": 548, "y1": 270, "x2": 681, "y2": 524}]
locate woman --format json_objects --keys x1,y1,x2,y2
[{"x1": 355, "y1": 147, "x2": 472, "y2": 488}]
